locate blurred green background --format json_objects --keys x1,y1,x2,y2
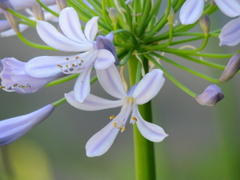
[{"x1": 1, "y1": 5, "x2": 240, "y2": 180}]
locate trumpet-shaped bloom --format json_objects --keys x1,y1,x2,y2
[
  {"x1": 25, "y1": 7, "x2": 116, "y2": 102},
  {"x1": 0, "y1": 57, "x2": 63, "y2": 94},
  {"x1": 180, "y1": 0, "x2": 240, "y2": 25},
  {"x1": 65, "y1": 65, "x2": 168, "y2": 157},
  {"x1": 219, "y1": 16, "x2": 240, "y2": 46},
  {"x1": 0, "y1": 4, "x2": 60, "y2": 37},
  {"x1": 0, "y1": 104, "x2": 54, "y2": 146}
]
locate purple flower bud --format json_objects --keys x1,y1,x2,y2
[
  {"x1": 95, "y1": 33, "x2": 119, "y2": 65},
  {"x1": 219, "y1": 54, "x2": 240, "y2": 82},
  {"x1": 196, "y1": 84, "x2": 224, "y2": 106},
  {"x1": 0, "y1": 104, "x2": 54, "y2": 146},
  {"x1": 199, "y1": 15, "x2": 210, "y2": 35},
  {"x1": 32, "y1": 4, "x2": 44, "y2": 20},
  {"x1": 55, "y1": 0, "x2": 67, "y2": 10},
  {"x1": 3, "y1": 11, "x2": 19, "y2": 33}
]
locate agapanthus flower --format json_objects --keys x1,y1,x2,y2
[
  {"x1": 0, "y1": 4, "x2": 60, "y2": 37},
  {"x1": 25, "y1": 7, "x2": 116, "y2": 102},
  {"x1": 0, "y1": 0, "x2": 55, "y2": 12},
  {"x1": 65, "y1": 65, "x2": 168, "y2": 157},
  {"x1": 0, "y1": 104, "x2": 54, "y2": 146},
  {"x1": 180, "y1": 0, "x2": 240, "y2": 25},
  {"x1": 0, "y1": 57, "x2": 63, "y2": 94},
  {"x1": 219, "y1": 16, "x2": 240, "y2": 46}
]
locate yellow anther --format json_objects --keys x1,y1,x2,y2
[
  {"x1": 75, "y1": 56, "x2": 79, "y2": 59},
  {"x1": 66, "y1": 65, "x2": 68, "y2": 67},
  {"x1": 109, "y1": 115, "x2": 115, "y2": 119},
  {"x1": 132, "y1": 116, "x2": 137, "y2": 121},
  {"x1": 121, "y1": 127, "x2": 125, "y2": 132},
  {"x1": 66, "y1": 58, "x2": 69, "y2": 60},
  {"x1": 0, "y1": 86, "x2": 4, "y2": 89},
  {"x1": 113, "y1": 122, "x2": 117, "y2": 127},
  {"x1": 57, "y1": 64, "x2": 63, "y2": 68}
]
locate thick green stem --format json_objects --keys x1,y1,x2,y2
[{"x1": 128, "y1": 56, "x2": 156, "y2": 180}]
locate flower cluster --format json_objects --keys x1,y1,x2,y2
[{"x1": 0, "y1": 0, "x2": 240, "y2": 160}]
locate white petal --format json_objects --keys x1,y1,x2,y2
[
  {"x1": 94, "y1": 49, "x2": 115, "y2": 70},
  {"x1": 84, "y1": 17, "x2": 99, "y2": 42},
  {"x1": 179, "y1": 0, "x2": 204, "y2": 25},
  {"x1": 214, "y1": 0, "x2": 240, "y2": 17},
  {"x1": 86, "y1": 120, "x2": 120, "y2": 157},
  {"x1": 132, "y1": 69, "x2": 165, "y2": 105},
  {"x1": 133, "y1": 106, "x2": 168, "y2": 142},
  {"x1": 65, "y1": 91, "x2": 124, "y2": 111},
  {"x1": 37, "y1": 21, "x2": 92, "y2": 52},
  {"x1": 25, "y1": 55, "x2": 72, "y2": 78},
  {"x1": 74, "y1": 66, "x2": 92, "y2": 103},
  {"x1": 59, "y1": 7, "x2": 89, "y2": 44},
  {"x1": 219, "y1": 17, "x2": 240, "y2": 46},
  {"x1": 96, "y1": 65, "x2": 127, "y2": 99}
]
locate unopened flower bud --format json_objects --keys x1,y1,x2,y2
[
  {"x1": 0, "y1": 104, "x2": 54, "y2": 146},
  {"x1": 196, "y1": 84, "x2": 224, "y2": 106},
  {"x1": 3, "y1": 11, "x2": 19, "y2": 33},
  {"x1": 96, "y1": 33, "x2": 119, "y2": 65},
  {"x1": 32, "y1": 4, "x2": 44, "y2": 20},
  {"x1": 125, "y1": 0, "x2": 134, "y2": 4},
  {"x1": 109, "y1": 7, "x2": 118, "y2": 25},
  {"x1": 167, "y1": 7, "x2": 175, "y2": 23},
  {"x1": 0, "y1": 0, "x2": 13, "y2": 10},
  {"x1": 200, "y1": 15, "x2": 210, "y2": 35},
  {"x1": 219, "y1": 54, "x2": 240, "y2": 82},
  {"x1": 55, "y1": 0, "x2": 67, "y2": 10}
]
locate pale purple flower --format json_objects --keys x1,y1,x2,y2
[
  {"x1": 0, "y1": 0, "x2": 55, "y2": 12},
  {"x1": 0, "y1": 104, "x2": 54, "y2": 146},
  {"x1": 0, "y1": 57, "x2": 63, "y2": 94},
  {"x1": 25, "y1": 7, "x2": 116, "y2": 102},
  {"x1": 180, "y1": 0, "x2": 240, "y2": 25},
  {"x1": 65, "y1": 65, "x2": 168, "y2": 157},
  {"x1": 196, "y1": 84, "x2": 224, "y2": 106},
  {"x1": 219, "y1": 16, "x2": 240, "y2": 46},
  {"x1": 0, "y1": 4, "x2": 60, "y2": 37}
]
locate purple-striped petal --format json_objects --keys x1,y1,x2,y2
[
  {"x1": 73, "y1": 66, "x2": 92, "y2": 103},
  {"x1": 86, "y1": 120, "x2": 120, "y2": 157},
  {"x1": 37, "y1": 21, "x2": 92, "y2": 52},
  {"x1": 132, "y1": 105, "x2": 168, "y2": 142},
  {"x1": 59, "y1": 7, "x2": 89, "y2": 44},
  {"x1": 96, "y1": 65, "x2": 127, "y2": 99},
  {"x1": 219, "y1": 17, "x2": 240, "y2": 46},
  {"x1": 179, "y1": 0, "x2": 204, "y2": 25},
  {"x1": 214, "y1": 0, "x2": 240, "y2": 17},
  {"x1": 65, "y1": 91, "x2": 123, "y2": 111},
  {"x1": 132, "y1": 69, "x2": 165, "y2": 105}
]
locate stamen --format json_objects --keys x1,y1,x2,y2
[
  {"x1": 132, "y1": 116, "x2": 137, "y2": 121},
  {"x1": 75, "y1": 56, "x2": 79, "y2": 59},
  {"x1": 109, "y1": 115, "x2": 115, "y2": 119},
  {"x1": 66, "y1": 58, "x2": 69, "y2": 60},
  {"x1": 0, "y1": 86, "x2": 4, "y2": 89},
  {"x1": 113, "y1": 122, "x2": 117, "y2": 127},
  {"x1": 121, "y1": 127, "x2": 125, "y2": 132},
  {"x1": 57, "y1": 64, "x2": 63, "y2": 68}
]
